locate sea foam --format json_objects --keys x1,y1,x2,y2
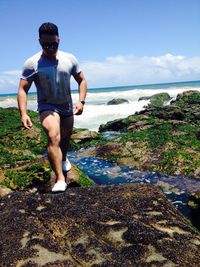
[{"x1": 1, "y1": 86, "x2": 200, "y2": 131}]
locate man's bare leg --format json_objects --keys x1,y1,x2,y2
[
  {"x1": 40, "y1": 111, "x2": 65, "y2": 182},
  {"x1": 60, "y1": 115, "x2": 74, "y2": 161}
]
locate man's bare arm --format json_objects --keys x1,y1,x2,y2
[
  {"x1": 73, "y1": 71, "x2": 87, "y2": 115},
  {"x1": 17, "y1": 79, "x2": 33, "y2": 129}
]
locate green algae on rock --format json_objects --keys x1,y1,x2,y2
[
  {"x1": 138, "y1": 92, "x2": 171, "y2": 108},
  {"x1": 0, "y1": 184, "x2": 200, "y2": 266},
  {"x1": 0, "y1": 161, "x2": 94, "y2": 193},
  {"x1": 172, "y1": 90, "x2": 200, "y2": 107},
  {"x1": 70, "y1": 128, "x2": 103, "y2": 150},
  {"x1": 0, "y1": 107, "x2": 47, "y2": 169},
  {"x1": 1, "y1": 162, "x2": 51, "y2": 190},
  {"x1": 0, "y1": 108, "x2": 94, "y2": 191},
  {"x1": 96, "y1": 91, "x2": 200, "y2": 178},
  {"x1": 107, "y1": 98, "x2": 129, "y2": 105},
  {"x1": 0, "y1": 108, "x2": 51, "y2": 191},
  {"x1": 66, "y1": 164, "x2": 94, "y2": 187}
]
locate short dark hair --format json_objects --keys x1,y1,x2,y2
[{"x1": 39, "y1": 22, "x2": 59, "y2": 38}]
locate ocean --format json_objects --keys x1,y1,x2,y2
[{"x1": 1, "y1": 80, "x2": 200, "y2": 131}]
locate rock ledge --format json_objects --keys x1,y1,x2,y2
[{"x1": 0, "y1": 184, "x2": 200, "y2": 266}]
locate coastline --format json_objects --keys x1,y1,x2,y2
[
  {"x1": 1, "y1": 92, "x2": 200, "y2": 259},
  {"x1": 1, "y1": 80, "x2": 200, "y2": 131}
]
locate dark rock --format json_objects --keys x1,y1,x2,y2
[
  {"x1": 196, "y1": 131, "x2": 200, "y2": 140},
  {"x1": 107, "y1": 98, "x2": 129, "y2": 105},
  {"x1": 194, "y1": 112, "x2": 200, "y2": 120},
  {"x1": 0, "y1": 184, "x2": 200, "y2": 266},
  {"x1": 99, "y1": 119, "x2": 128, "y2": 132},
  {"x1": 188, "y1": 190, "x2": 200, "y2": 210},
  {"x1": 174, "y1": 90, "x2": 200, "y2": 106},
  {"x1": 156, "y1": 106, "x2": 185, "y2": 120},
  {"x1": 188, "y1": 190, "x2": 200, "y2": 230}
]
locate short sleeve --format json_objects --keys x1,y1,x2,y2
[
  {"x1": 70, "y1": 55, "x2": 82, "y2": 76},
  {"x1": 21, "y1": 59, "x2": 36, "y2": 81}
]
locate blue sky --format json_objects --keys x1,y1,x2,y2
[{"x1": 0, "y1": 0, "x2": 200, "y2": 93}]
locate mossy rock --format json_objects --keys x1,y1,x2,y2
[
  {"x1": 0, "y1": 108, "x2": 47, "y2": 169},
  {"x1": 107, "y1": 98, "x2": 129, "y2": 105},
  {"x1": 0, "y1": 161, "x2": 94, "y2": 191},
  {"x1": 91, "y1": 120, "x2": 200, "y2": 178},
  {"x1": 175, "y1": 90, "x2": 200, "y2": 107},
  {"x1": 1, "y1": 162, "x2": 51, "y2": 190},
  {"x1": 70, "y1": 128, "x2": 103, "y2": 150},
  {"x1": 138, "y1": 92, "x2": 171, "y2": 108},
  {"x1": 71, "y1": 164, "x2": 94, "y2": 187},
  {"x1": 93, "y1": 91, "x2": 200, "y2": 178},
  {"x1": 99, "y1": 119, "x2": 126, "y2": 132}
]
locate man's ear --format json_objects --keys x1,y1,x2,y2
[{"x1": 39, "y1": 39, "x2": 42, "y2": 45}]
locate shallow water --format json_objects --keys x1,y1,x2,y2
[{"x1": 69, "y1": 151, "x2": 200, "y2": 229}]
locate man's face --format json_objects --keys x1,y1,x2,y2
[{"x1": 39, "y1": 34, "x2": 60, "y2": 57}]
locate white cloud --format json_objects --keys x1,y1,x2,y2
[
  {"x1": 0, "y1": 70, "x2": 21, "y2": 94},
  {"x1": 79, "y1": 53, "x2": 200, "y2": 88},
  {"x1": 1, "y1": 54, "x2": 200, "y2": 94}
]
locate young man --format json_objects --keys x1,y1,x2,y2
[{"x1": 17, "y1": 22, "x2": 87, "y2": 192}]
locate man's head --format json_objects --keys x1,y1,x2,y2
[{"x1": 39, "y1": 22, "x2": 60, "y2": 57}]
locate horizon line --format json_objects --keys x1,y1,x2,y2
[{"x1": 0, "y1": 79, "x2": 200, "y2": 96}]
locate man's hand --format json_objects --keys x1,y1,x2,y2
[
  {"x1": 21, "y1": 114, "x2": 33, "y2": 129},
  {"x1": 73, "y1": 102, "x2": 84, "y2": 115}
]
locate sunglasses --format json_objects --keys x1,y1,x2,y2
[{"x1": 41, "y1": 42, "x2": 59, "y2": 49}]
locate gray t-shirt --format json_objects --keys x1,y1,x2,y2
[{"x1": 21, "y1": 50, "x2": 81, "y2": 116}]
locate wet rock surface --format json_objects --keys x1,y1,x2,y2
[
  {"x1": 188, "y1": 190, "x2": 200, "y2": 230},
  {"x1": 0, "y1": 184, "x2": 200, "y2": 266},
  {"x1": 71, "y1": 128, "x2": 102, "y2": 148},
  {"x1": 188, "y1": 190, "x2": 200, "y2": 209}
]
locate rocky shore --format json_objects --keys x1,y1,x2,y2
[
  {"x1": 0, "y1": 90, "x2": 200, "y2": 265},
  {"x1": 1, "y1": 184, "x2": 200, "y2": 266},
  {"x1": 92, "y1": 90, "x2": 200, "y2": 179}
]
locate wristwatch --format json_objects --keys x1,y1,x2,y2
[{"x1": 80, "y1": 100, "x2": 85, "y2": 105}]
